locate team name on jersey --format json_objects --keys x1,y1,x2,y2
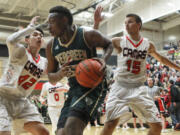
[
  {"x1": 55, "y1": 49, "x2": 87, "y2": 65},
  {"x1": 123, "y1": 47, "x2": 147, "y2": 59},
  {"x1": 24, "y1": 60, "x2": 43, "y2": 78},
  {"x1": 48, "y1": 86, "x2": 61, "y2": 93}
]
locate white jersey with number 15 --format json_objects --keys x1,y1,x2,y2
[{"x1": 114, "y1": 36, "x2": 150, "y2": 84}]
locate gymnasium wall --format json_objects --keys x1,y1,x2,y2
[
  {"x1": 101, "y1": 0, "x2": 180, "y2": 37},
  {"x1": 142, "y1": 23, "x2": 180, "y2": 49},
  {"x1": 163, "y1": 25, "x2": 180, "y2": 43},
  {"x1": 141, "y1": 21, "x2": 163, "y2": 50}
]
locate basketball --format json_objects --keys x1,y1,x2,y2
[{"x1": 75, "y1": 59, "x2": 104, "y2": 88}]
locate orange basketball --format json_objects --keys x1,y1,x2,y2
[{"x1": 75, "y1": 59, "x2": 104, "y2": 88}]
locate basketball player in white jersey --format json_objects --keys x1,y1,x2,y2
[
  {"x1": 0, "y1": 16, "x2": 49, "y2": 135},
  {"x1": 100, "y1": 14, "x2": 180, "y2": 135},
  {"x1": 40, "y1": 81, "x2": 69, "y2": 135}
]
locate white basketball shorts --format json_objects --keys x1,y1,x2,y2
[
  {"x1": 105, "y1": 81, "x2": 161, "y2": 124},
  {"x1": 0, "y1": 96, "x2": 43, "y2": 133}
]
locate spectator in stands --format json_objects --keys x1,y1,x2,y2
[
  {"x1": 154, "y1": 77, "x2": 162, "y2": 87},
  {"x1": 146, "y1": 78, "x2": 161, "y2": 100},
  {"x1": 163, "y1": 43, "x2": 170, "y2": 50},
  {"x1": 175, "y1": 73, "x2": 180, "y2": 86},
  {"x1": 169, "y1": 72, "x2": 177, "y2": 82},
  {"x1": 146, "y1": 78, "x2": 168, "y2": 132},
  {"x1": 168, "y1": 80, "x2": 180, "y2": 130}
]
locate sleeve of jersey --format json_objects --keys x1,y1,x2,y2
[{"x1": 6, "y1": 25, "x2": 36, "y2": 53}]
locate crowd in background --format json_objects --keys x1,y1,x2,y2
[
  {"x1": 145, "y1": 55, "x2": 180, "y2": 131},
  {"x1": 163, "y1": 40, "x2": 180, "y2": 60}
]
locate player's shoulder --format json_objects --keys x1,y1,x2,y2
[
  {"x1": 43, "y1": 81, "x2": 50, "y2": 87},
  {"x1": 112, "y1": 37, "x2": 122, "y2": 43},
  {"x1": 39, "y1": 55, "x2": 47, "y2": 63},
  {"x1": 56, "y1": 82, "x2": 63, "y2": 87},
  {"x1": 40, "y1": 55, "x2": 46, "y2": 60}
]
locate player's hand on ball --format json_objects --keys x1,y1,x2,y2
[{"x1": 92, "y1": 57, "x2": 106, "y2": 72}]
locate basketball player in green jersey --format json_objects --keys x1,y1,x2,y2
[{"x1": 46, "y1": 6, "x2": 113, "y2": 135}]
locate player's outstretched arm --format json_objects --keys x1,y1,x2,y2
[
  {"x1": 93, "y1": 6, "x2": 104, "y2": 30},
  {"x1": 148, "y1": 42, "x2": 180, "y2": 71},
  {"x1": 6, "y1": 16, "x2": 40, "y2": 47}
]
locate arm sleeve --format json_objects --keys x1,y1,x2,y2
[{"x1": 6, "y1": 25, "x2": 36, "y2": 56}]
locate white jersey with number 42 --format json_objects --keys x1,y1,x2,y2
[
  {"x1": 40, "y1": 82, "x2": 69, "y2": 107},
  {"x1": 0, "y1": 46, "x2": 47, "y2": 99},
  {"x1": 114, "y1": 36, "x2": 150, "y2": 84}
]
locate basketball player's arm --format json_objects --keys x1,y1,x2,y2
[
  {"x1": 84, "y1": 30, "x2": 113, "y2": 63},
  {"x1": 93, "y1": 6, "x2": 104, "y2": 30},
  {"x1": 148, "y1": 42, "x2": 180, "y2": 71},
  {"x1": 6, "y1": 16, "x2": 40, "y2": 58},
  {"x1": 46, "y1": 40, "x2": 69, "y2": 83},
  {"x1": 39, "y1": 84, "x2": 47, "y2": 104},
  {"x1": 112, "y1": 37, "x2": 122, "y2": 53}
]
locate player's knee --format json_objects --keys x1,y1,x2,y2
[
  {"x1": 64, "y1": 122, "x2": 83, "y2": 135},
  {"x1": 64, "y1": 125, "x2": 79, "y2": 135},
  {"x1": 38, "y1": 128, "x2": 49, "y2": 135},
  {"x1": 105, "y1": 120, "x2": 119, "y2": 130}
]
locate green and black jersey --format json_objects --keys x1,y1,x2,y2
[{"x1": 51, "y1": 25, "x2": 97, "y2": 85}]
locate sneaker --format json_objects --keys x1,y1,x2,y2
[
  {"x1": 134, "y1": 128, "x2": 138, "y2": 132},
  {"x1": 122, "y1": 127, "x2": 128, "y2": 130},
  {"x1": 161, "y1": 129, "x2": 168, "y2": 133},
  {"x1": 96, "y1": 124, "x2": 100, "y2": 127},
  {"x1": 140, "y1": 127, "x2": 146, "y2": 130},
  {"x1": 116, "y1": 126, "x2": 120, "y2": 129},
  {"x1": 87, "y1": 124, "x2": 91, "y2": 130}
]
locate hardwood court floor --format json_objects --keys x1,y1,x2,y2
[{"x1": 20, "y1": 124, "x2": 180, "y2": 135}]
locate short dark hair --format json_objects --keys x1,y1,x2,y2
[
  {"x1": 49, "y1": 6, "x2": 73, "y2": 25},
  {"x1": 36, "y1": 28, "x2": 44, "y2": 35},
  {"x1": 25, "y1": 28, "x2": 44, "y2": 38},
  {"x1": 126, "y1": 13, "x2": 142, "y2": 29}
]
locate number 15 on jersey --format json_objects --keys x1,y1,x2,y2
[{"x1": 126, "y1": 59, "x2": 141, "y2": 74}]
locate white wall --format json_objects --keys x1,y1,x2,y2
[
  {"x1": 163, "y1": 25, "x2": 180, "y2": 43},
  {"x1": 101, "y1": 0, "x2": 180, "y2": 36},
  {"x1": 137, "y1": 22, "x2": 180, "y2": 50},
  {"x1": 142, "y1": 21, "x2": 163, "y2": 50}
]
